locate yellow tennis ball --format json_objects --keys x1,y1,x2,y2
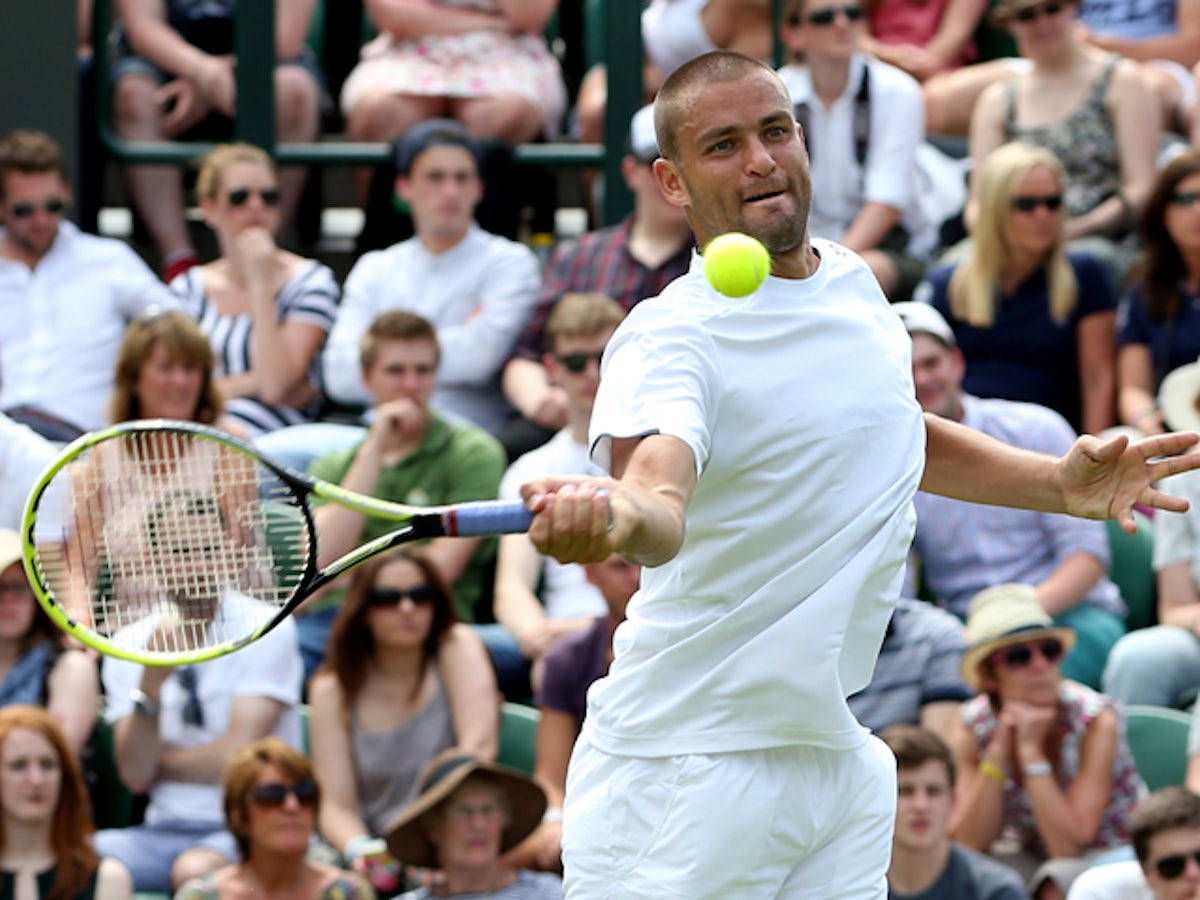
[{"x1": 703, "y1": 232, "x2": 771, "y2": 297}]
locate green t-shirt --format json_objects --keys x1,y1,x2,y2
[{"x1": 309, "y1": 414, "x2": 506, "y2": 622}]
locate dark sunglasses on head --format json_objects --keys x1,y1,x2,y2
[
  {"x1": 994, "y1": 637, "x2": 1065, "y2": 669},
  {"x1": 366, "y1": 584, "x2": 439, "y2": 608},
  {"x1": 803, "y1": 4, "x2": 864, "y2": 24},
  {"x1": 225, "y1": 187, "x2": 281, "y2": 208},
  {"x1": 10, "y1": 197, "x2": 67, "y2": 219},
  {"x1": 252, "y1": 778, "x2": 319, "y2": 808},
  {"x1": 1170, "y1": 191, "x2": 1200, "y2": 208},
  {"x1": 556, "y1": 351, "x2": 605, "y2": 374},
  {"x1": 1153, "y1": 849, "x2": 1200, "y2": 880},
  {"x1": 1011, "y1": 194, "x2": 1063, "y2": 213},
  {"x1": 1013, "y1": 1, "x2": 1066, "y2": 22},
  {"x1": 176, "y1": 666, "x2": 205, "y2": 728}
]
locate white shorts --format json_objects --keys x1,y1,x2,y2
[{"x1": 561, "y1": 735, "x2": 897, "y2": 899}]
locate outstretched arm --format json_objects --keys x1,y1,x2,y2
[{"x1": 921, "y1": 413, "x2": 1200, "y2": 532}]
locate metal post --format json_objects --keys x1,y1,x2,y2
[
  {"x1": 235, "y1": 0, "x2": 277, "y2": 149},
  {"x1": 601, "y1": 0, "x2": 640, "y2": 225}
]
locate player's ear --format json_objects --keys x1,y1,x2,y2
[{"x1": 653, "y1": 158, "x2": 689, "y2": 209}]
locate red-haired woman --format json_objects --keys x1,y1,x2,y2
[{"x1": 0, "y1": 705, "x2": 131, "y2": 899}]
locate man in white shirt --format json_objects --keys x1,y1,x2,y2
[
  {"x1": 520, "y1": 51, "x2": 1200, "y2": 897},
  {"x1": 322, "y1": 118, "x2": 541, "y2": 436},
  {"x1": 0, "y1": 412, "x2": 55, "y2": 528},
  {"x1": 0, "y1": 130, "x2": 176, "y2": 439}
]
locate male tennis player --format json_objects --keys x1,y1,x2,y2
[{"x1": 520, "y1": 51, "x2": 1200, "y2": 898}]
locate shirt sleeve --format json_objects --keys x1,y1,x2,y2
[
  {"x1": 443, "y1": 430, "x2": 507, "y2": 504},
  {"x1": 862, "y1": 67, "x2": 923, "y2": 210},
  {"x1": 1072, "y1": 252, "x2": 1118, "y2": 318},
  {"x1": 916, "y1": 608, "x2": 973, "y2": 704},
  {"x1": 280, "y1": 264, "x2": 340, "y2": 332},
  {"x1": 232, "y1": 617, "x2": 303, "y2": 705},
  {"x1": 116, "y1": 242, "x2": 181, "y2": 317},
  {"x1": 322, "y1": 256, "x2": 380, "y2": 405},
  {"x1": 1117, "y1": 288, "x2": 1154, "y2": 348},
  {"x1": 1154, "y1": 473, "x2": 1199, "y2": 570}
]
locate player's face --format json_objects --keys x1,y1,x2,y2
[
  {"x1": 0, "y1": 170, "x2": 69, "y2": 259},
  {"x1": 1004, "y1": 165, "x2": 1064, "y2": 261},
  {"x1": 1165, "y1": 173, "x2": 1200, "y2": 260},
  {"x1": 893, "y1": 760, "x2": 953, "y2": 855},
  {"x1": 205, "y1": 161, "x2": 280, "y2": 237},
  {"x1": 584, "y1": 553, "x2": 640, "y2": 620},
  {"x1": 135, "y1": 341, "x2": 206, "y2": 421},
  {"x1": 0, "y1": 728, "x2": 61, "y2": 827},
  {"x1": 654, "y1": 69, "x2": 812, "y2": 255},
  {"x1": 910, "y1": 334, "x2": 965, "y2": 420},
  {"x1": 545, "y1": 329, "x2": 615, "y2": 418},
  {"x1": 0, "y1": 562, "x2": 36, "y2": 644},
  {"x1": 365, "y1": 558, "x2": 436, "y2": 649},
  {"x1": 1143, "y1": 826, "x2": 1200, "y2": 900},
  {"x1": 429, "y1": 780, "x2": 508, "y2": 871},
  {"x1": 398, "y1": 145, "x2": 483, "y2": 247},
  {"x1": 364, "y1": 339, "x2": 438, "y2": 409},
  {"x1": 243, "y1": 762, "x2": 316, "y2": 857}
]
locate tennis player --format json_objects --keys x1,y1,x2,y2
[{"x1": 521, "y1": 51, "x2": 1200, "y2": 898}]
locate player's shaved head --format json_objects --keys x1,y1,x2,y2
[{"x1": 654, "y1": 51, "x2": 787, "y2": 162}]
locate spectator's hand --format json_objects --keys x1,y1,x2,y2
[
  {"x1": 282, "y1": 379, "x2": 321, "y2": 411},
  {"x1": 233, "y1": 226, "x2": 280, "y2": 292},
  {"x1": 348, "y1": 852, "x2": 403, "y2": 894},
  {"x1": 530, "y1": 820, "x2": 563, "y2": 872},
  {"x1": 155, "y1": 78, "x2": 205, "y2": 136},
  {"x1": 887, "y1": 44, "x2": 942, "y2": 81},
  {"x1": 528, "y1": 386, "x2": 569, "y2": 431},
  {"x1": 192, "y1": 55, "x2": 236, "y2": 117},
  {"x1": 516, "y1": 620, "x2": 559, "y2": 660},
  {"x1": 368, "y1": 398, "x2": 431, "y2": 452},
  {"x1": 1005, "y1": 701, "x2": 1056, "y2": 757}
]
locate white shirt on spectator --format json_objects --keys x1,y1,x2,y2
[
  {"x1": 0, "y1": 413, "x2": 55, "y2": 529},
  {"x1": 322, "y1": 225, "x2": 540, "y2": 434},
  {"x1": 1065, "y1": 859, "x2": 1151, "y2": 899},
  {"x1": 0, "y1": 221, "x2": 175, "y2": 431},
  {"x1": 1153, "y1": 468, "x2": 1200, "y2": 587}
]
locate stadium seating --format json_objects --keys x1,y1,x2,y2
[{"x1": 1124, "y1": 704, "x2": 1192, "y2": 791}]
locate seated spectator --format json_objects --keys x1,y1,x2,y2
[
  {"x1": 386, "y1": 754, "x2": 562, "y2": 898},
  {"x1": 0, "y1": 705, "x2": 132, "y2": 900},
  {"x1": 949, "y1": 584, "x2": 1146, "y2": 899},
  {"x1": 485, "y1": 294, "x2": 625, "y2": 697},
  {"x1": 1067, "y1": 786, "x2": 1200, "y2": 900},
  {"x1": 896, "y1": 301, "x2": 1125, "y2": 689},
  {"x1": 0, "y1": 413, "x2": 54, "y2": 529},
  {"x1": 308, "y1": 549, "x2": 498, "y2": 895},
  {"x1": 302, "y1": 312, "x2": 506, "y2": 681},
  {"x1": 1117, "y1": 150, "x2": 1200, "y2": 436},
  {"x1": 777, "y1": 0, "x2": 932, "y2": 301},
  {"x1": 110, "y1": 0, "x2": 321, "y2": 278},
  {"x1": 859, "y1": 0, "x2": 988, "y2": 82},
  {"x1": 175, "y1": 737, "x2": 373, "y2": 900},
  {"x1": 849, "y1": 598, "x2": 974, "y2": 744},
  {"x1": 510, "y1": 552, "x2": 639, "y2": 872},
  {"x1": 0, "y1": 129, "x2": 176, "y2": 440},
  {"x1": 500, "y1": 106, "x2": 692, "y2": 457},
  {"x1": 0, "y1": 529, "x2": 98, "y2": 754},
  {"x1": 913, "y1": 142, "x2": 1117, "y2": 435},
  {"x1": 171, "y1": 143, "x2": 339, "y2": 438},
  {"x1": 883, "y1": 724, "x2": 1027, "y2": 899},
  {"x1": 322, "y1": 121, "x2": 539, "y2": 437},
  {"x1": 94, "y1": 490, "x2": 304, "y2": 893}
]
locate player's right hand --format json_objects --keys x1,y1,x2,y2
[{"x1": 521, "y1": 477, "x2": 626, "y2": 564}]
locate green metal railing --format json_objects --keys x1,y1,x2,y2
[{"x1": 93, "y1": 0, "x2": 643, "y2": 224}]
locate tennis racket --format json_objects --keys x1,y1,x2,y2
[{"x1": 21, "y1": 419, "x2": 532, "y2": 666}]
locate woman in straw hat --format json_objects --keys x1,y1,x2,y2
[
  {"x1": 386, "y1": 753, "x2": 562, "y2": 898},
  {"x1": 948, "y1": 584, "x2": 1145, "y2": 898}
]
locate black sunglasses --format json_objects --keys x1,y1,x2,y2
[
  {"x1": 1153, "y1": 849, "x2": 1200, "y2": 880},
  {"x1": 225, "y1": 187, "x2": 281, "y2": 208},
  {"x1": 1013, "y1": 1, "x2": 1066, "y2": 21},
  {"x1": 251, "y1": 778, "x2": 319, "y2": 808},
  {"x1": 10, "y1": 197, "x2": 67, "y2": 219},
  {"x1": 555, "y1": 351, "x2": 605, "y2": 374},
  {"x1": 1170, "y1": 191, "x2": 1200, "y2": 208},
  {"x1": 994, "y1": 637, "x2": 1065, "y2": 669},
  {"x1": 366, "y1": 584, "x2": 439, "y2": 608},
  {"x1": 1011, "y1": 194, "x2": 1063, "y2": 213},
  {"x1": 803, "y1": 4, "x2": 864, "y2": 25},
  {"x1": 177, "y1": 666, "x2": 205, "y2": 728}
]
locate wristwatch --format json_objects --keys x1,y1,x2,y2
[
  {"x1": 1023, "y1": 761, "x2": 1053, "y2": 778},
  {"x1": 130, "y1": 688, "x2": 160, "y2": 718}
]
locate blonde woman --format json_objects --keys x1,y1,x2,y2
[{"x1": 913, "y1": 142, "x2": 1116, "y2": 434}]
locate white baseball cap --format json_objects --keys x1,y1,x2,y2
[
  {"x1": 628, "y1": 105, "x2": 659, "y2": 163},
  {"x1": 893, "y1": 302, "x2": 957, "y2": 348}
]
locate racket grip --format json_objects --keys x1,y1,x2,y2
[{"x1": 447, "y1": 501, "x2": 534, "y2": 536}]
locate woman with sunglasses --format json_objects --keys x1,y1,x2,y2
[
  {"x1": 309, "y1": 549, "x2": 499, "y2": 893},
  {"x1": 175, "y1": 737, "x2": 372, "y2": 900},
  {"x1": 170, "y1": 143, "x2": 340, "y2": 438},
  {"x1": 913, "y1": 141, "x2": 1116, "y2": 435},
  {"x1": 1116, "y1": 150, "x2": 1200, "y2": 436},
  {"x1": 948, "y1": 584, "x2": 1146, "y2": 899}
]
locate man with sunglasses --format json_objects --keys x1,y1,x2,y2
[
  {"x1": 0, "y1": 130, "x2": 177, "y2": 441},
  {"x1": 895, "y1": 301, "x2": 1127, "y2": 691}
]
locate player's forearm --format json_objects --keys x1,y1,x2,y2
[
  {"x1": 614, "y1": 484, "x2": 689, "y2": 567},
  {"x1": 1035, "y1": 552, "x2": 1105, "y2": 617}
]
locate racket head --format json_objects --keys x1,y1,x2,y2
[{"x1": 21, "y1": 420, "x2": 317, "y2": 665}]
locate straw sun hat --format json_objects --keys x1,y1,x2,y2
[
  {"x1": 1159, "y1": 358, "x2": 1200, "y2": 434},
  {"x1": 960, "y1": 584, "x2": 1076, "y2": 690},
  {"x1": 384, "y1": 754, "x2": 546, "y2": 869}
]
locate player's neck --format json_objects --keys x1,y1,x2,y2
[
  {"x1": 887, "y1": 838, "x2": 952, "y2": 895},
  {"x1": 771, "y1": 240, "x2": 820, "y2": 280}
]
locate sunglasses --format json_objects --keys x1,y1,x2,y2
[
  {"x1": 366, "y1": 584, "x2": 439, "y2": 608},
  {"x1": 225, "y1": 187, "x2": 281, "y2": 208},
  {"x1": 1170, "y1": 191, "x2": 1200, "y2": 208},
  {"x1": 1013, "y1": 1, "x2": 1066, "y2": 22},
  {"x1": 555, "y1": 351, "x2": 605, "y2": 374},
  {"x1": 993, "y1": 637, "x2": 1065, "y2": 670},
  {"x1": 803, "y1": 4, "x2": 864, "y2": 24},
  {"x1": 177, "y1": 666, "x2": 205, "y2": 728},
  {"x1": 1152, "y1": 849, "x2": 1200, "y2": 880},
  {"x1": 1011, "y1": 194, "x2": 1063, "y2": 213},
  {"x1": 251, "y1": 778, "x2": 319, "y2": 808},
  {"x1": 9, "y1": 197, "x2": 67, "y2": 219}
]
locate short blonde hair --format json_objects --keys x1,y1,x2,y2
[
  {"x1": 544, "y1": 293, "x2": 625, "y2": 352},
  {"x1": 195, "y1": 142, "x2": 275, "y2": 202}
]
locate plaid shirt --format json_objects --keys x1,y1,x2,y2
[{"x1": 512, "y1": 215, "x2": 693, "y2": 359}]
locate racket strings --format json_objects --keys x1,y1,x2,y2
[{"x1": 31, "y1": 430, "x2": 312, "y2": 655}]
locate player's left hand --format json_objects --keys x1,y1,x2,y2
[{"x1": 1059, "y1": 431, "x2": 1200, "y2": 533}]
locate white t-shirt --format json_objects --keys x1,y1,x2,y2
[
  {"x1": 1065, "y1": 860, "x2": 1151, "y2": 899},
  {"x1": 0, "y1": 413, "x2": 55, "y2": 529},
  {"x1": 103, "y1": 592, "x2": 303, "y2": 824},
  {"x1": 499, "y1": 428, "x2": 607, "y2": 620},
  {"x1": 585, "y1": 240, "x2": 925, "y2": 756}
]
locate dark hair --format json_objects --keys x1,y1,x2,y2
[
  {"x1": 320, "y1": 549, "x2": 457, "y2": 708},
  {"x1": 881, "y1": 724, "x2": 958, "y2": 788},
  {"x1": 359, "y1": 310, "x2": 441, "y2": 371},
  {"x1": 223, "y1": 737, "x2": 316, "y2": 860},
  {"x1": 1131, "y1": 786, "x2": 1200, "y2": 864},
  {"x1": 0, "y1": 131, "x2": 68, "y2": 201},
  {"x1": 394, "y1": 119, "x2": 484, "y2": 176},
  {"x1": 1131, "y1": 149, "x2": 1200, "y2": 325}
]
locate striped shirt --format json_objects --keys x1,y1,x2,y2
[{"x1": 171, "y1": 261, "x2": 339, "y2": 436}]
